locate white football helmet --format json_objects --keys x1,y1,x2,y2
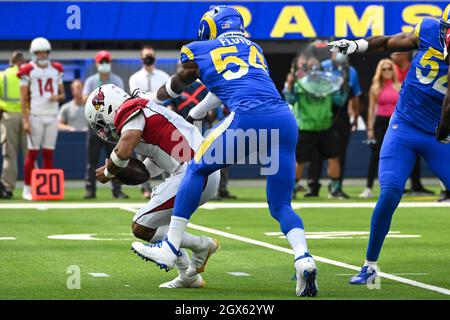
[
  {"x1": 85, "y1": 84, "x2": 130, "y2": 143},
  {"x1": 30, "y1": 37, "x2": 52, "y2": 66}
]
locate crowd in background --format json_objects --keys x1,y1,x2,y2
[{"x1": 0, "y1": 38, "x2": 449, "y2": 201}]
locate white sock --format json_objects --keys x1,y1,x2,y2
[
  {"x1": 149, "y1": 225, "x2": 169, "y2": 243},
  {"x1": 23, "y1": 185, "x2": 30, "y2": 193},
  {"x1": 286, "y1": 228, "x2": 310, "y2": 260},
  {"x1": 180, "y1": 233, "x2": 203, "y2": 251},
  {"x1": 176, "y1": 249, "x2": 191, "y2": 279},
  {"x1": 364, "y1": 260, "x2": 378, "y2": 269},
  {"x1": 167, "y1": 216, "x2": 189, "y2": 249}
]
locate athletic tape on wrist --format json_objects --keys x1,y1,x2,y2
[
  {"x1": 355, "y1": 39, "x2": 369, "y2": 53},
  {"x1": 110, "y1": 150, "x2": 129, "y2": 168},
  {"x1": 103, "y1": 167, "x2": 114, "y2": 178},
  {"x1": 165, "y1": 76, "x2": 181, "y2": 98}
]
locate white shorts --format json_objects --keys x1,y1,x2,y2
[
  {"x1": 28, "y1": 114, "x2": 58, "y2": 150},
  {"x1": 133, "y1": 170, "x2": 220, "y2": 229}
]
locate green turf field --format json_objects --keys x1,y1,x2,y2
[{"x1": 0, "y1": 185, "x2": 449, "y2": 300}]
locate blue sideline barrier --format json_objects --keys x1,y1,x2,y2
[{"x1": 0, "y1": 131, "x2": 435, "y2": 180}]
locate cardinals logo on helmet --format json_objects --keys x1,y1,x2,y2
[{"x1": 92, "y1": 87, "x2": 105, "y2": 110}]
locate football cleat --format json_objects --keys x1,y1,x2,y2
[
  {"x1": 159, "y1": 274, "x2": 204, "y2": 289},
  {"x1": 294, "y1": 253, "x2": 318, "y2": 297},
  {"x1": 22, "y1": 185, "x2": 32, "y2": 201},
  {"x1": 131, "y1": 239, "x2": 180, "y2": 272},
  {"x1": 186, "y1": 236, "x2": 220, "y2": 277},
  {"x1": 349, "y1": 265, "x2": 378, "y2": 284}
]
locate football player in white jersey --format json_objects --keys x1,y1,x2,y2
[
  {"x1": 85, "y1": 84, "x2": 220, "y2": 288},
  {"x1": 18, "y1": 37, "x2": 65, "y2": 200}
]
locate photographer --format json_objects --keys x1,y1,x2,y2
[{"x1": 283, "y1": 54, "x2": 345, "y2": 199}]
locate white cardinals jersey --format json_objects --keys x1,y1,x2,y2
[
  {"x1": 114, "y1": 98, "x2": 204, "y2": 176},
  {"x1": 17, "y1": 61, "x2": 64, "y2": 116}
]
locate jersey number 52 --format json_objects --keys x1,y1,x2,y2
[
  {"x1": 210, "y1": 45, "x2": 267, "y2": 80},
  {"x1": 416, "y1": 47, "x2": 447, "y2": 95}
]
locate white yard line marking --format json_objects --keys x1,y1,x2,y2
[
  {"x1": 0, "y1": 237, "x2": 16, "y2": 240},
  {"x1": 227, "y1": 272, "x2": 251, "y2": 277},
  {"x1": 0, "y1": 201, "x2": 450, "y2": 211},
  {"x1": 335, "y1": 273, "x2": 428, "y2": 276},
  {"x1": 88, "y1": 273, "x2": 110, "y2": 277},
  {"x1": 183, "y1": 221, "x2": 450, "y2": 296}
]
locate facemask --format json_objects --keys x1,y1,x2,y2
[
  {"x1": 36, "y1": 59, "x2": 49, "y2": 67},
  {"x1": 142, "y1": 56, "x2": 155, "y2": 66},
  {"x1": 97, "y1": 63, "x2": 111, "y2": 73}
]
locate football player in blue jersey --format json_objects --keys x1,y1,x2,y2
[
  {"x1": 328, "y1": 8, "x2": 450, "y2": 284},
  {"x1": 130, "y1": 5, "x2": 318, "y2": 297}
]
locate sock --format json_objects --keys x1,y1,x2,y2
[
  {"x1": 150, "y1": 224, "x2": 202, "y2": 251},
  {"x1": 286, "y1": 228, "x2": 310, "y2": 260},
  {"x1": 167, "y1": 216, "x2": 189, "y2": 250},
  {"x1": 42, "y1": 149, "x2": 54, "y2": 169},
  {"x1": 330, "y1": 178, "x2": 341, "y2": 193},
  {"x1": 364, "y1": 259, "x2": 378, "y2": 269},
  {"x1": 24, "y1": 150, "x2": 39, "y2": 185},
  {"x1": 366, "y1": 187, "x2": 402, "y2": 261},
  {"x1": 180, "y1": 233, "x2": 203, "y2": 251},
  {"x1": 149, "y1": 225, "x2": 169, "y2": 243},
  {"x1": 176, "y1": 249, "x2": 191, "y2": 278}
]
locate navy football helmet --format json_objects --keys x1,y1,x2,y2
[{"x1": 198, "y1": 6, "x2": 245, "y2": 40}]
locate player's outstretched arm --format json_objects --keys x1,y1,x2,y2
[
  {"x1": 96, "y1": 129, "x2": 142, "y2": 183},
  {"x1": 186, "y1": 92, "x2": 222, "y2": 123},
  {"x1": 436, "y1": 66, "x2": 450, "y2": 143},
  {"x1": 328, "y1": 30, "x2": 418, "y2": 55},
  {"x1": 155, "y1": 61, "x2": 200, "y2": 102}
]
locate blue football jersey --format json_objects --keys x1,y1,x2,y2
[
  {"x1": 396, "y1": 17, "x2": 448, "y2": 134},
  {"x1": 180, "y1": 37, "x2": 288, "y2": 114}
]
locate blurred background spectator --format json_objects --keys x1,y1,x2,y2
[
  {"x1": 129, "y1": 46, "x2": 171, "y2": 199},
  {"x1": 0, "y1": 51, "x2": 26, "y2": 199},
  {"x1": 58, "y1": 79, "x2": 87, "y2": 132},
  {"x1": 82, "y1": 50, "x2": 128, "y2": 199},
  {"x1": 360, "y1": 59, "x2": 400, "y2": 198}
]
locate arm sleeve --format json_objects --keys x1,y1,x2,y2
[
  {"x1": 188, "y1": 92, "x2": 222, "y2": 119},
  {"x1": 143, "y1": 158, "x2": 165, "y2": 178}
]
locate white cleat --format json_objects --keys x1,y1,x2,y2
[
  {"x1": 359, "y1": 188, "x2": 373, "y2": 198},
  {"x1": 22, "y1": 186, "x2": 32, "y2": 201},
  {"x1": 295, "y1": 254, "x2": 318, "y2": 297},
  {"x1": 159, "y1": 274, "x2": 204, "y2": 289},
  {"x1": 186, "y1": 236, "x2": 220, "y2": 277},
  {"x1": 131, "y1": 240, "x2": 179, "y2": 272}
]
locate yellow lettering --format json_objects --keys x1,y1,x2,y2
[
  {"x1": 401, "y1": 5, "x2": 442, "y2": 33},
  {"x1": 270, "y1": 6, "x2": 316, "y2": 38},
  {"x1": 335, "y1": 5, "x2": 384, "y2": 37}
]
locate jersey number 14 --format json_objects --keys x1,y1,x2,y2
[{"x1": 211, "y1": 45, "x2": 267, "y2": 80}]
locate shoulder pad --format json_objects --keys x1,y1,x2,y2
[
  {"x1": 17, "y1": 63, "x2": 34, "y2": 78},
  {"x1": 114, "y1": 98, "x2": 148, "y2": 134},
  {"x1": 51, "y1": 62, "x2": 64, "y2": 73}
]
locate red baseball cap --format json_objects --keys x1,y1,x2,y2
[{"x1": 95, "y1": 50, "x2": 111, "y2": 63}]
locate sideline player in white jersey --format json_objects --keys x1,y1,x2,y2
[
  {"x1": 85, "y1": 84, "x2": 220, "y2": 288},
  {"x1": 18, "y1": 37, "x2": 65, "y2": 200}
]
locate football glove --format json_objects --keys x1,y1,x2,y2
[
  {"x1": 328, "y1": 39, "x2": 369, "y2": 55},
  {"x1": 436, "y1": 124, "x2": 450, "y2": 144}
]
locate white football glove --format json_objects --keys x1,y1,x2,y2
[{"x1": 328, "y1": 39, "x2": 369, "y2": 55}]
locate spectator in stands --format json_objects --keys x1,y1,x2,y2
[
  {"x1": 128, "y1": 45, "x2": 171, "y2": 199},
  {"x1": 83, "y1": 50, "x2": 128, "y2": 199},
  {"x1": 0, "y1": 51, "x2": 26, "y2": 199},
  {"x1": 283, "y1": 55, "x2": 345, "y2": 199},
  {"x1": 391, "y1": 52, "x2": 434, "y2": 196},
  {"x1": 306, "y1": 50, "x2": 362, "y2": 199},
  {"x1": 360, "y1": 59, "x2": 401, "y2": 198},
  {"x1": 58, "y1": 79, "x2": 87, "y2": 132}
]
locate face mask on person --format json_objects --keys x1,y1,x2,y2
[
  {"x1": 97, "y1": 63, "x2": 111, "y2": 73},
  {"x1": 142, "y1": 56, "x2": 155, "y2": 66}
]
